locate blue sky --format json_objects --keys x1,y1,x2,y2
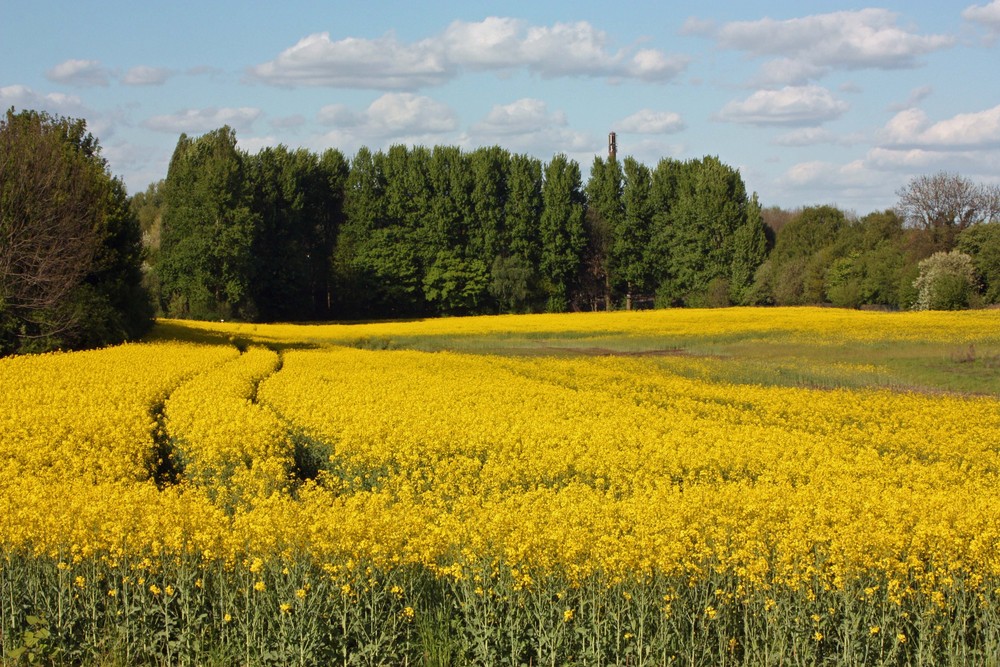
[{"x1": 3, "y1": 1, "x2": 999, "y2": 214}]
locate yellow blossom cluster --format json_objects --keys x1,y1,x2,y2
[
  {"x1": 1, "y1": 307, "x2": 999, "y2": 605},
  {"x1": 163, "y1": 346, "x2": 294, "y2": 499},
  {"x1": 251, "y1": 346, "x2": 1000, "y2": 595},
  {"x1": 160, "y1": 305, "x2": 1000, "y2": 349},
  {"x1": 0, "y1": 342, "x2": 237, "y2": 484}
]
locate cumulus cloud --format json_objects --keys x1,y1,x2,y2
[
  {"x1": 0, "y1": 84, "x2": 89, "y2": 117},
  {"x1": 473, "y1": 98, "x2": 565, "y2": 135},
  {"x1": 319, "y1": 93, "x2": 457, "y2": 139},
  {"x1": 772, "y1": 127, "x2": 838, "y2": 146},
  {"x1": 249, "y1": 17, "x2": 687, "y2": 89},
  {"x1": 963, "y1": 1, "x2": 1000, "y2": 40},
  {"x1": 250, "y1": 32, "x2": 451, "y2": 89},
  {"x1": 122, "y1": 66, "x2": 172, "y2": 86},
  {"x1": 879, "y1": 104, "x2": 1000, "y2": 150},
  {"x1": 143, "y1": 107, "x2": 262, "y2": 133},
  {"x1": 695, "y1": 9, "x2": 953, "y2": 84},
  {"x1": 614, "y1": 109, "x2": 685, "y2": 134},
  {"x1": 269, "y1": 114, "x2": 307, "y2": 129},
  {"x1": 888, "y1": 85, "x2": 933, "y2": 112},
  {"x1": 46, "y1": 59, "x2": 110, "y2": 87},
  {"x1": 716, "y1": 85, "x2": 849, "y2": 126},
  {"x1": 467, "y1": 98, "x2": 592, "y2": 154},
  {"x1": 781, "y1": 159, "x2": 880, "y2": 190}
]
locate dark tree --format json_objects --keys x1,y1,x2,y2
[
  {"x1": 540, "y1": 154, "x2": 586, "y2": 312},
  {"x1": 157, "y1": 127, "x2": 257, "y2": 320},
  {"x1": 0, "y1": 108, "x2": 151, "y2": 354},
  {"x1": 896, "y1": 172, "x2": 1000, "y2": 252}
]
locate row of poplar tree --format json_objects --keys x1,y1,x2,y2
[{"x1": 139, "y1": 126, "x2": 769, "y2": 321}]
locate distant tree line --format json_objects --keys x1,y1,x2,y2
[
  {"x1": 5, "y1": 111, "x2": 999, "y2": 357},
  {"x1": 0, "y1": 108, "x2": 152, "y2": 356},
  {"x1": 140, "y1": 126, "x2": 771, "y2": 321},
  {"x1": 136, "y1": 127, "x2": 1000, "y2": 322},
  {"x1": 750, "y1": 172, "x2": 1000, "y2": 311}
]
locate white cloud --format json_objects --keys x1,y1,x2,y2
[
  {"x1": 269, "y1": 114, "x2": 307, "y2": 129},
  {"x1": 46, "y1": 59, "x2": 110, "y2": 87},
  {"x1": 237, "y1": 135, "x2": 283, "y2": 154},
  {"x1": 963, "y1": 1, "x2": 1000, "y2": 40},
  {"x1": 466, "y1": 98, "x2": 592, "y2": 155},
  {"x1": 698, "y1": 9, "x2": 953, "y2": 84},
  {"x1": 0, "y1": 84, "x2": 89, "y2": 117},
  {"x1": 122, "y1": 66, "x2": 172, "y2": 86},
  {"x1": 249, "y1": 18, "x2": 687, "y2": 89},
  {"x1": 772, "y1": 127, "x2": 838, "y2": 146},
  {"x1": 319, "y1": 93, "x2": 457, "y2": 140},
  {"x1": 878, "y1": 104, "x2": 1000, "y2": 149},
  {"x1": 473, "y1": 98, "x2": 565, "y2": 135},
  {"x1": 615, "y1": 109, "x2": 685, "y2": 134},
  {"x1": 888, "y1": 85, "x2": 933, "y2": 112},
  {"x1": 778, "y1": 159, "x2": 893, "y2": 205},
  {"x1": 752, "y1": 59, "x2": 828, "y2": 86},
  {"x1": 366, "y1": 93, "x2": 457, "y2": 135},
  {"x1": 250, "y1": 31, "x2": 450, "y2": 89},
  {"x1": 143, "y1": 107, "x2": 262, "y2": 133},
  {"x1": 717, "y1": 86, "x2": 849, "y2": 126},
  {"x1": 317, "y1": 104, "x2": 362, "y2": 127}
]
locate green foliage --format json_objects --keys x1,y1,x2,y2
[
  {"x1": 958, "y1": 222, "x2": 1000, "y2": 304},
  {"x1": 490, "y1": 255, "x2": 536, "y2": 313},
  {"x1": 0, "y1": 108, "x2": 152, "y2": 355},
  {"x1": 913, "y1": 250, "x2": 978, "y2": 310},
  {"x1": 9, "y1": 614, "x2": 57, "y2": 664},
  {"x1": 540, "y1": 154, "x2": 586, "y2": 311},
  {"x1": 648, "y1": 156, "x2": 756, "y2": 306},
  {"x1": 729, "y1": 194, "x2": 768, "y2": 305},
  {"x1": 156, "y1": 127, "x2": 257, "y2": 320},
  {"x1": 423, "y1": 251, "x2": 490, "y2": 315},
  {"x1": 618, "y1": 157, "x2": 655, "y2": 299}
]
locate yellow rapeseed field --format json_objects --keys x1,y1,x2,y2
[{"x1": 2, "y1": 307, "x2": 999, "y2": 665}]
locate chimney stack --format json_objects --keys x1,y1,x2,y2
[{"x1": 608, "y1": 132, "x2": 617, "y2": 161}]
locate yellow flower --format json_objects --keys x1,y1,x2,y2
[
  {"x1": 870, "y1": 625, "x2": 881, "y2": 635},
  {"x1": 814, "y1": 631, "x2": 823, "y2": 641},
  {"x1": 149, "y1": 584, "x2": 161, "y2": 596},
  {"x1": 295, "y1": 588, "x2": 307, "y2": 599},
  {"x1": 563, "y1": 608, "x2": 574, "y2": 623},
  {"x1": 280, "y1": 603, "x2": 292, "y2": 614},
  {"x1": 897, "y1": 633, "x2": 907, "y2": 644},
  {"x1": 254, "y1": 581, "x2": 266, "y2": 592},
  {"x1": 705, "y1": 606, "x2": 718, "y2": 620}
]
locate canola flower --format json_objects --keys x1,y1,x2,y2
[{"x1": 2, "y1": 308, "x2": 1000, "y2": 665}]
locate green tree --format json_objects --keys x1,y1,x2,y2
[
  {"x1": 157, "y1": 127, "x2": 257, "y2": 320},
  {"x1": 649, "y1": 156, "x2": 751, "y2": 306},
  {"x1": 245, "y1": 146, "x2": 347, "y2": 320},
  {"x1": 0, "y1": 108, "x2": 151, "y2": 354},
  {"x1": 539, "y1": 154, "x2": 586, "y2": 311},
  {"x1": 489, "y1": 254, "x2": 535, "y2": 313},
  {"x1": 584, "y1": 156, "x2": 623, "y2": 309},
  {"x1": 729, "y1": 193, "x2": 768, "y2": 305},
  {"x1": 958, "y1": 222, "x2": 1000, "y2": 305},
  {"x1": 618, "y1": 157, "x2": 654, "y2": 307},
  {"x1": 423, "y1": 251, "x2": 490, "y2": 315},
  {"x1": 913, "y1": 250, "x2": 978, "y2": 310},
  {"x1": 469, "y1": 146, "x2": 510, "y2": 265},
  {"x1": 762, "y1": 205, "x2": 847, "y2": 305}
]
